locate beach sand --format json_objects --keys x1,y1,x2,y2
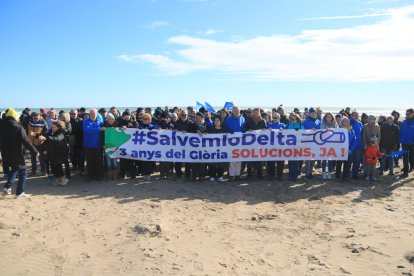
[{"x1": 1, "y1": 169, "x2": 414, "y2": 275}]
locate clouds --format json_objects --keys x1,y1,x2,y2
[
  {"x1": 120, "y1": 5, "x2": 414, "y2": 82},
  {"x1": 147, "y1": 21, "x2": 170, "y2": 29}
]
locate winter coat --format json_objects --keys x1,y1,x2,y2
[
  {"x1": 83, "y1": 118, "x2": 103, "y2": 149},
  {"x1": 46, "y1": 129, "x2": 68, "y2": 166},
  {"x1": 350, "y1": 118, "x2": 363, "y2": 150},
  {"x1": 303, "y1": 117, "x2": 321, "y2": 130},
  {"x1": 27, "y1": 117, "x2": 48, "y2": 146},
  {"x1": 365, "y1": 144, "x2": 383, "y2": 165},
  {"x1": 362, "y1": 123, "x2": 381, "y2": 147},
  {"x1": 380, "y1": 123, "x2": 400, "y2": 150},
  {"x1": 400, "y1": 119, "x2": 414, "y2": 145},
  {"x1": 0, "y1": 118, "x2": 38, "y2": 169},
  {"x1": 267, "y1": 122, "x2": 286, "y2": 129},
  {"x1": 224, "y1": 115, "x2": 246, "y2": 133},
  {"x1": 69, "y1": 117, "x2": 84, "y2": 148},
  {"x1": 245, "y1": 117, "x2": 267, "y2": 131}
]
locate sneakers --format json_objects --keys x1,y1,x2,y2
[
  {"x1": 2, "y1": 188, "x2": 11, "y2": 196},
  {"x1": 218, "y1": 177, "x2": 224, "y2": 182},
  {"x1": 15, "y1": 192, "x2": 29, "y2": 198},
  {"x1": 60, "y1": 178, "x2": 69, "y2": 186},
  {"x1": 327, "y1": 172, "x2": 333, "y2": 180},
  {"x1": 322, "y1": 172, "x2": 327, "y2": 180},
  {"x1": 210, "y1": 177, "x2": 215, "y2": 182}
]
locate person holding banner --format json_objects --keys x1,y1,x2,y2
[
  {"x1": 157, "y1": 112, "x2": 175, "y2": 180},
  {"x1": 117, "y1": 110, "x2": 138, "y2": 179},
  {"x1": 320, "y1": 112, "x2": 339, "y2": 180},
  {"x1": 286, "y1": 113, "x2": 304, "y2": 181},
  {"x1": 173, "y1": 110, "x2": 192, "y2": 180},
  {"x1": 303, "y1": 108, "x2": 321, "y2": 181},
  {"x1": 335, "y1": 117, "x2": 356, "y2": 181},
  {"x1": 207, "y1": 117, "x2": 226, "y2": 182},
  {"x1": 187, "y1": 112, "x2": 209, "y2": 182},
  {"x1": 139, "y1": 113, "x2": 156, "y2": 181},
  {"x1": 245, "y1": 108, "x2": 267, "y2": 180},
  {"x1": 224, "y1": 106, "x2": 245, "y2": 181},
  {"x1": 83, "y1": 109, "x2": 104, "y2": 182},
  {"x1": 267, "y1": 113, "x2": 286, "y2": 181}
]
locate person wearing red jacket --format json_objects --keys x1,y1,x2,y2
[{"x1": 365, "y1": 137, "x2": 383, "y2": 181}]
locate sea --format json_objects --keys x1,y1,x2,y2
[{"x1": 4, "y1": 106, "x2": 407, "y2": 117}]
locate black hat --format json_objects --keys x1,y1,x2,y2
[
  {"x1": 98, "y1": 108, "x2": 107, "y2": 113},
  {"x1": 31, "y1": 112, "x2": 40, "y2": 116},
  {"x1": 196, "y1": 112, "x2": 205, "y2": 118},
  {"x1": 122, "y1": 110, "x2": 131, "y2": 117},
  {"x1": 80, "y1": 107, "x2": 86, "y2": 112},
  {"x1": 160, "y1": 112, "x2": 169, "y2": 119}
]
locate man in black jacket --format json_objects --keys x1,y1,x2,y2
[
  {"x1": 173, "y1": 110, "x2": 192, "y2": 179},
  {"x1": 379, "y1": 116, "x2": 400, "y2": 176},
  {"x1": 69, "y1": 109, "x2": 85, "y2": 175},
  {"x1": 1, "y1": 109, "x2": 38, "y2": 197},
  {"x1": 245, "y1": 108, "x2": 267, "y2": 179}
]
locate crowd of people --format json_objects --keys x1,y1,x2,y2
[{"x1": 1, "y1": 104, "x2": 413, "y2": 197}]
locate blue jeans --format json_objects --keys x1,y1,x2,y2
[
  {"x1": 288, "y1": 161, "x2": 300, "y2": 180},
  {"x1": 104, "y1": 154, "x2": 118, "y2": 171},
  {"x1": 4, "y1": 168, "x2": 27, "y2": 195},
  {"x1": 351, "y1": 149, "x2": 361, "y2": 177},
  {"x1": 305, "y1": 160, "x2": 315, "y2": 177},
  {"x1": 31, "y1": 145, "x2": 45, "y2": 173},
  {"x1": 321, "y1": 160, "x2": 333, "y2": 173},
  {"x1": 380, "y1": 148, "x2": 394, "y2": 174}
]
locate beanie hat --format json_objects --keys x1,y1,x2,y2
[
  {"x1": 309, "y1": 107, "x2": 316, "y2": 113},
  {"x1": 106, "y1": 113, "x2": 115, "y2": 120},
  {"x1": 316, "y1": 107, "x2": 322, "y2": 113},
  {"x1": 368, "y1": 115, "x2": 376, "y2": 121},
  {"x1": 6, "y1": 108, "x2": 19, "y2": 121},
  {"x1": 122, "y1": 110, "x2": 131, "y2": 117}
]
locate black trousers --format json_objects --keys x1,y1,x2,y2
[
  {"x1": 51, "y1": 163, "x2": 64, "y2": 178},
  {"x1": 267, "y1": 161, "x2": 284, "y2": 177},
  {"x1": 208, "y1": 164, "x2": 225, "y2": 178},
  {"x1": 191, "y1": 163, "x2": 205, "y2": 180},
  {"x1": 120, "y1": 158, "x2": 136, "y2": 178},
  {"x1": 84, "y1": 148, "x2": 103, "y2": 180},
  {"x1": 247, "y1": 162, "x2": 263, "y2": 177},
  {"x1": 335, "y1": 155, "x2": 352, "y2": 179},
  {"x1": 402, "y1": 144, "x2": 414, "y2": 174},
  {"x1": 174, "y1": 162, "x2": 191, "y2": 178}
]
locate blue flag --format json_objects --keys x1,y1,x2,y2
[
  {"x1": 390, "y1": 150, "x2": 408, "y2": 159},
  {"x1": 196, "y1": 101, "x2": 205, "y2": 112},
  {"x1": 223, "y1": 101, "x2": 234, "y2": 111},
  {"x1": 204, "y1": 102, "x2": 216, "y2": 113}
]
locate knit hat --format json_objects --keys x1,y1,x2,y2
[
  {"x1": 31, "y1": 112, "x2": 40, "y2": 117},
  {"x1": 40, "y1": 108, "x2": 47, "y2": 115},
  {"x1": 316, "y1": 107, "x2": 322, "y2": 113},
  {"x1": 122, "y1": 110, "x2": 131, "y2": 117},
  {"x1": 6, "y1": 108, "x2": 19, "y2": 121},
  {"x1": 170, "y1": 113, "x2": 177, "y2": 119},
  {"x1": 368, "y1": 115, "x2": 376, "y2": 121},
  {"x1": 106, "y1": 113, "x2": 115, "y2": 120},
  {"x1": 309, "y1": 107, "x2": 316, "y2": 113}
]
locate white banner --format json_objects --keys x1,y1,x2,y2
[{"x1": 104, "y1": 128, "x2": 349, "y2": 163}]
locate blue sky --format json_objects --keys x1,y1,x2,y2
[{"x1": 1, "y1": 0, "x2": 413, "y2": 109}]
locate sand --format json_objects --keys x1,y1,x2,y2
[{"x1": 1, "y1": 169, "x2": 414, "y2": 275}]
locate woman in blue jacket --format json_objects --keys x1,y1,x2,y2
[{"x1": 335, "y1": 117, "x2": 356, "y2": 181}]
